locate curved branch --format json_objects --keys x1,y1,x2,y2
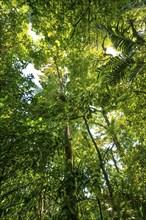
[{"x1": 83, "y1": 116, "x2": 113, "y2": 198}]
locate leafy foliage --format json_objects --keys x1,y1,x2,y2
[{"x1": 0, "y1": 0, "x2": 146, "y2": 219}]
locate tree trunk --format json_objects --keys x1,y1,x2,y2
[
  {"x1": 39, "y1": 191, "x2": 45, "y2": 220},
  {"x1": 62, "y1": 124, "x2": 78, "y2": 220},
  {"x1": 84, "y1": 116, "x2": 113, "y2": 198}
]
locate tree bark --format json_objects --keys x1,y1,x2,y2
[
  {"x1": 83, "y1": 116, "x2": 113, "y2": 198},
  {"x1": 62, "y1": 124, "x2": 78, "y2": 220}
]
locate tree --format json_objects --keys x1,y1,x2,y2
[{"x1": 1, "y1": 0, "x2": 146, "y2": 219}]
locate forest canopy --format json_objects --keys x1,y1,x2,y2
[{"x1": 0, "y1": 0, "x2": 146, "y2": 219}]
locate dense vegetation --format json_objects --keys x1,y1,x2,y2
[{"x1": 0, "y1": 0, "x2": 146, "y2": 219}]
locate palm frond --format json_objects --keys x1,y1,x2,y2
[
  {"x1": 96, "y1": 18, "x2": 145, "y2": 85},
  {"x1": 97, "y1": 55, "x2": 134, "y2": 85},
  {"x1": 96, "y1": 19, "x2": 145, "y2": 55}
]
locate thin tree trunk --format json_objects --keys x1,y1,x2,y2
[
  {"x1": 110, "y1": 149, "x2": 120, "y2": 173},
  {"x1": 83, "y1": 116, "x2": 113, "y2": 198},
  {"x1": 39, "y1": 191, "x2": 45, "y2": 220},
  {"x1": 65, "y1": 125, "x2": 73, "y2": 167},
  {"x1": 63, "y1": 124, "x2": 78, "y2": 220},
  {"x1": 54, "y1": 54, "x2": 78, "y2": 219},
  {"x1": 97, "y1": 198, "x2": 103, "y2": 220}
]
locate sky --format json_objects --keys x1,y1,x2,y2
[
  {"x1": 106, "y1": 47, "x2": 118, "y2": 56},
  {"x1": 22, "y1": 63, "x2": 42, "y2": 87},
  {"x1": 22, "y1": 25, "x2": 43, "y2": 87}
]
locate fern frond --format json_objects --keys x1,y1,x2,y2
[
  {"x1": 97, "y1": 55, "x2": 134, "y2": 85},
  {"x1": 96, "y1": 18, "x2": 145, "y2": 85},
  {"x1": 96, "y1": 20, "x2": 145, "y2": 55}
]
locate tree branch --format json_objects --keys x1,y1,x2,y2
[{"x1": 83, "y1": 116, "x2": 113, "y2": 198}]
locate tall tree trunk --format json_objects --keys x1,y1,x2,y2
[
  {"x1": 54, "y1": 54, "x2": 78, "y2": 219},
  {"x1": 62, "y1": 124, "x2": 78, "y2": 220},
  {"x1": 39, "y1": 191, "x2": 45, "y2": 220}
]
